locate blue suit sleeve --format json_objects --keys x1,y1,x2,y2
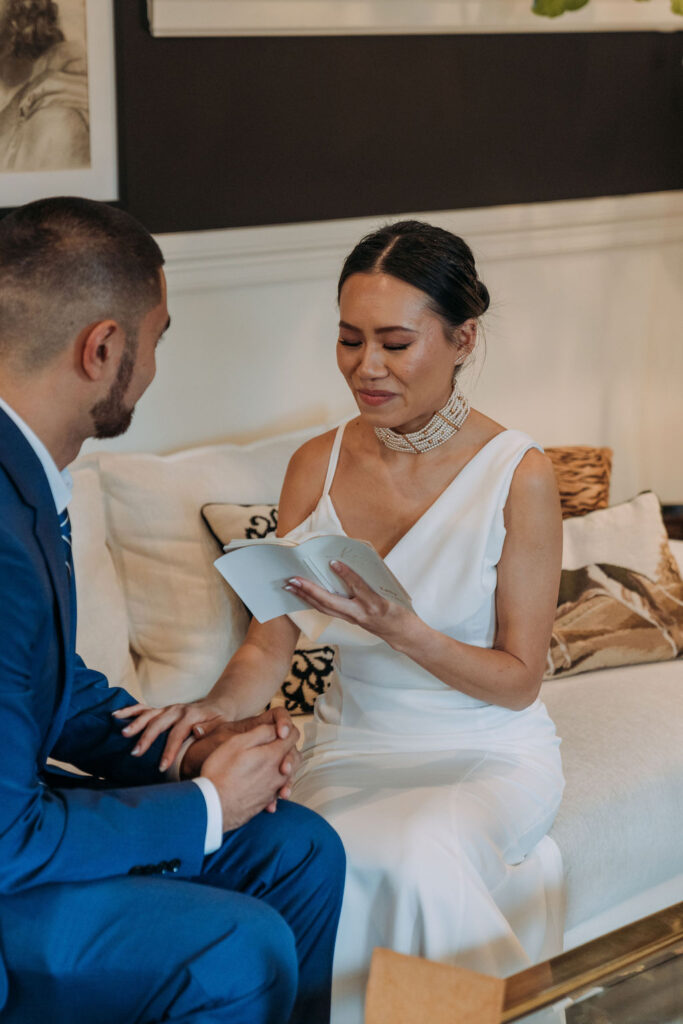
[
  {"x1": 51, "y1": 655, "x2": 170, "y2": 785},
  {"x1": 0, "y1": 525, "x2": 208, "y2": 895}
]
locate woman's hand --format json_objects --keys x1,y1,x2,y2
[
  {"x1": 112, "y1": 698, "x2": 232, "y2": 772},
  {"x1": 286, "y1": 560, "x2": 414, "y2": 648}
]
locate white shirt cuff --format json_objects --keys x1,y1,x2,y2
[
  {"x1": 190, "y1": 777, "x2": 224, "y2": 855},
  {"x1": 165, "y1": 738, "x2": 223, "y2": 854}
]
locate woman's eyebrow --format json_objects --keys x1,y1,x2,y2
[{"x1": 338, "y1": 320, "x2": 417, "y2": 334}]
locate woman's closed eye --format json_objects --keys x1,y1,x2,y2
[{"x1": 338, "y1": 338, "x2": 411, "y2": 351}]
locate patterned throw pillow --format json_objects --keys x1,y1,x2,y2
[
  {"x1": 201, "y1": 502, "x2": 335, "y2": 714},
  {"x1": 544, "y1": 445, "x2": 613, "y2": 519},
  {"x1": 545, "y1": 492, "x2": 683, "y2": 679}
]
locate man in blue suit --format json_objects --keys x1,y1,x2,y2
[{"x1": 0, "y1": 197, "x2": 345, "y2": 1024}]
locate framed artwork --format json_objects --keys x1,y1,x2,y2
[
  {"x1": 0, "y1": 0, "x2": 118, "y2": 207},
  {"x1": 147, "y1": 0, "x2": 680, "y2": 37}
]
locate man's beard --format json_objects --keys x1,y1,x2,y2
[{"x1": 90, "y1": 340, "x2": 137, "y2": 439}]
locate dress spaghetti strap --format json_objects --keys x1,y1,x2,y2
[{"x1": 321, "y1": 419, "x2": 349, "y2": 498}]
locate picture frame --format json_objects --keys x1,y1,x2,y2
[
  {"x1": 0, "y1": 0, "x2": 118, "y2": 207},
  {"x1": 146, "y1": 0, "x2": 680, "y2": 37}
]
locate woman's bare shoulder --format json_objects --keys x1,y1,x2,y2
[
  {"x1": 277, "y1": 428, "x2": 338, "y2": 535},
  {"x1": 505, "y1": 447, "x2": 561, "y2": 525}
]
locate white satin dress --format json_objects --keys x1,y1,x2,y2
[{"x1": 286, "y1": 423, "x2": 566, "y2": 1024}]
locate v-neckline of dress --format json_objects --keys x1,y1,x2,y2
[{"x1": 326, "y1": 428, "x2": 510, "y2": 561}]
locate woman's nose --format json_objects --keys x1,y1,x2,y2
[{"x1": 357, "y1": 345, "x2": 387, "y2": 379}]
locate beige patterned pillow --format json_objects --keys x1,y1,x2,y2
[
  {"x1": 202, "y1": 503, "x2": 336, "y2": 714},
  {"x1": 545, "y1": 492, "x2": 683, "y2": 679},
  {"x1": 545, "y1": 445, "x2": 613, "y2": 519}
]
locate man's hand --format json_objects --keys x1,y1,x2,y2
[
  {"x1": 200, "y1": 722, "x2": 301, "y2": 831},
  {"x1": 181, "y1": 708, "x2": 301, "y2": 809}
]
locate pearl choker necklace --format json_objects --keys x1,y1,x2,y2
[{"x1": 374, "y1": 379, "x2": 470, "y2": 454}]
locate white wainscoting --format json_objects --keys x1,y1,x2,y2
[{"x1": 83, "y1": 190, "x2": 683, "y2": 505}]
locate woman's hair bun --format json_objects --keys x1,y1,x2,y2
[{"x1": 475, "y1": 279, "x2": 490, "y2": 316}]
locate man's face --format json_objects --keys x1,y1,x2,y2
[{"x1": 90, "y1": 269, "x2": 170, "y2": 439}]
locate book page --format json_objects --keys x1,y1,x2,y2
[
  {"x1": 214, "y1": 533, "x2": 413, "y2": 623},
  {"x1": 214, "y1": 546, "x2": 310, "y2": 622},
  {"x1": 298, "y1": 536, "x2": 412, "y2": 609}
]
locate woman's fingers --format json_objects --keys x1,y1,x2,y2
[
  {"x1": 112, "y1": 703, "x2": 151, "y2": 720},
  {"x1": 120, "y1": 708, "x2": 167, "y2": 739},
  {"x1": 128, "y1": 706, "x2": 185, "y2": 757},
  {"x1": 159, "y1": 716, "x2": 206, "y2": 772},
  {"x1": 192, "y1": 717, "x2": 223, "y2": 739},
  {"x1": 287, "y1": 578, "x2": 355, "y2": 619}
]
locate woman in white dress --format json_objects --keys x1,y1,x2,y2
[{"x1": 121, "y1": 221, "x2": 565, "y2": 1023}]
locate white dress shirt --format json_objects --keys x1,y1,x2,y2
[{"x1": 0, "y1": 397, "x2": 223, "y2": 854}]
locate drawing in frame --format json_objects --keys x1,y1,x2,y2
[
  {"x1": 0, "y1": 0, "x2": 118, "y2": 207},
  {"x1": 146, "y1": 0, "x2": 681, "y2": 37}
]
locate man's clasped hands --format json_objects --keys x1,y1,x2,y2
[{"x1": 114, "y1": 703, "x2": 302, "y2": 830}]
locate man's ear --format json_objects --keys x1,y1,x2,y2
[{"x1": 79, "y1": 320, "x2": 124, "y2": 381}]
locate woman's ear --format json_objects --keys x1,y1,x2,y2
[
  {"x1": 79, "y1": 320, "x2": 123, "y2": 381},
  {"x1": 455, "y1": 318, "x2": 477, "y2": 358}
]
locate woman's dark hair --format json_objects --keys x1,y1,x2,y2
[
  {"x1": 3, "y1": 0, "x2": 64, "y2": 61},
  {"x1": 338, "y1": 220, "x2": 490, "y2": 333}
]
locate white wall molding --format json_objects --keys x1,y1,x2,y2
[
  {"x1": 148, "y1": 0, "x2": 681, "y2": 37},
  {"x1": 159, "y1": 191, "x2": 683, "y2": 293}
]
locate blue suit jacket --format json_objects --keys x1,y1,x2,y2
[{"x1": 0, "y1": 408, "x2": 208, "y2": 1007}]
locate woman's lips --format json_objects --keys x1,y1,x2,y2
[{"x1": 357, "y1": 390, "x2": 396, "y2": 406}]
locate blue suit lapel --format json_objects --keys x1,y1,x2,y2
[{"x1": 0, "y1": 408, "x2": 75, "y2": 757}]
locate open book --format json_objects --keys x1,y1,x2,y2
[{"x1": 214, "y1": 535, "x2": 412, "y2": 623}]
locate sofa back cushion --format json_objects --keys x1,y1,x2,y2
[
  {"x1": 70, "y1": 462, "x2": 139, "y2": 696},
  {"x1": 87, "y1": 426, "x2": 320, "y2": 706}
]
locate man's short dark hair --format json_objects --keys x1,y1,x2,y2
[{"x1": 0, "y1": 197, "x2": 164, "y2": 371}]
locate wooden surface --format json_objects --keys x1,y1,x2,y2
[{"x1": 502, "y1": 902, "x2": 683, "y2": 1020}]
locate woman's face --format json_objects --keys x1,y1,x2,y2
[{"x1": 337, "y1": 272, "x2": 473, "y2": 435}]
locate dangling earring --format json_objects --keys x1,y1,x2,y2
[{"x1": 374, "y1": 368, "x2": 470, "y2": 454}]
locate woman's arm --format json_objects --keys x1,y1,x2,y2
[
  {"x1": 287, "y1": 449, "x2": 562, "y2": 711},
  {"x1": 205, "y1": 614, "x2": 301, "y2": 720}
]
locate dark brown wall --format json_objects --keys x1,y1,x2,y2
[{"x1": 4, "y1": 2, "x2": 683, "y2": 229}]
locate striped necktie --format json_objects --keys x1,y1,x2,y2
[{"x1": 59, "y1": 509, "x2": 73, "y2": 578}]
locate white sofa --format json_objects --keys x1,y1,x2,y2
[{"x1": 68, "y1": 425, "x2": 683, "y2": 956}]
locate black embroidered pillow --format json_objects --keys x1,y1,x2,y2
[{"x1": 201, "y1": 502, "x2": 335, "y2": 714}]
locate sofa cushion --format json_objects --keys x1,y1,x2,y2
[
  {"x1": 70, "y1": 462, "x2": 139, "y2": 696},
  {"x1": 91, "y1": 427, "x2": 320, "y2": 706},
  {"x1": 544, "y1": 659, "x2": 683, "y2": 928},
  {"x1": 545, "y1": 493, "x2": 683, "y2": 679}
]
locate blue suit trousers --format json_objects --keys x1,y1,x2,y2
[{"x1": 0, "y1": 800, "x2": 345, "y2": 1024}]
